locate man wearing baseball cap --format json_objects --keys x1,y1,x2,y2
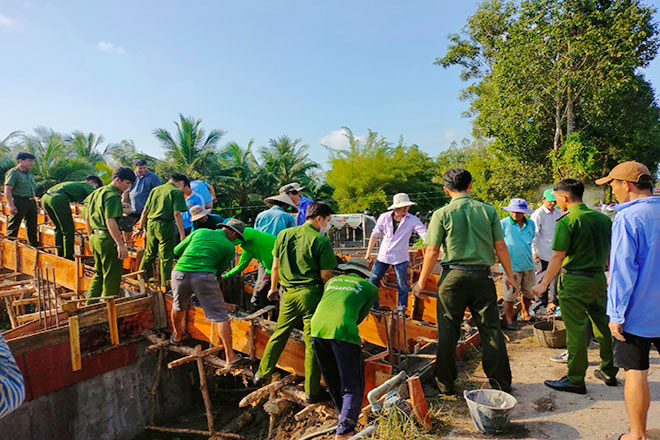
[
  {"x1": 596, "y1": 161, "x2": 659, "y2": 440},
  {"x1": 531, "y1": 179, "x2": 618, "y2": 394},
  {"x1": 280, "y1": 182, "x2": 314, "y2": 226},
  {"x1": 530, "y1": 189, "x2": 563, "y2": 313},
  {"x1": 500, "y1": 198, "x2": 537, "y2": 328}
]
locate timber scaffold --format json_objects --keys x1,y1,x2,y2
[{"x1": 0, "y1": 196, "x2": 481, "y2": 438}]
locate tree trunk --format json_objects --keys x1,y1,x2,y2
[
  {"x1": 566, "y1": 85, "x2": 575, "y2": 137},
  {"x1": 553, "y1": 100, "x2": 563, "y2": 153}
]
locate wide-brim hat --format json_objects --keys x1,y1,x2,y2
[
  {"x1": 338, "y1": 257, "x2": 375, "y2": 278},
  {"x1": 595, "y1": 161, "x2": 651, "y2": 185},
  {"x1": 189, "y1": 205, "x2": 211, "y2": 222},
  {"x1": 502, "y1": 198, "x2": 534, "y2": 214},
  {"x1": 220, "y1": 218, "x2": 245, "y2": 241},
  {"x1": 388, "y1": 193, "x2": 417, "y2": 210},
  {"x1": 264, "y1": 194, "x2": 299, "y2": 213},
  {"x1": 279, "y1": 182, "x2": 305, "y2": 194}
]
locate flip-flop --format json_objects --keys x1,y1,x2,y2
[
  {"x1": 168, "y1": 332, "x2": 190, "y2": 345},
  {"x1": 605, "y1": 434, "x2": 625, "y2": 440},
  {"x1": 226, "y1": 356, "x2": 249, "y2": 368}
]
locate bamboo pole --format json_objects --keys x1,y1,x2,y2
[
  {"x1": 196, "y1": 344, "x2": 215, "y2": 435},
  {"x1": 69, "y1": 315, "x2": 81, "y2": 371}
]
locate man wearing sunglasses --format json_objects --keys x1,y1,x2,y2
[{"x1": 280, "y1": 182, "x2": 314, "y2": 226}]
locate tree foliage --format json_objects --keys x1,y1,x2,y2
[
  {"x1": 326, "y1": 128, "x2": 446, "y2": 215},
  {"x1": 438, "y1": 0, "x2": 660, "y2": 196}
]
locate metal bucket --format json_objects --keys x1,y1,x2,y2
[
  {"x1": 463, "y1": 389, "x2": 517, "y2": 434},
  {"x1": 533, "y1": 318, "x2": 566, "y2": 348}
]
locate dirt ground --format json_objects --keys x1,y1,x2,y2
[{"x1": 422, "y1": 324, "x2": 660, "y2": 440}]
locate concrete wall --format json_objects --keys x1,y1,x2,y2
[{"x1": 0, "y1": 342, "x2": 196, "y2": 440}]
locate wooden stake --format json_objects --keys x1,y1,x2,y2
[
  {"x1": 107, "y1": 298, "x2": 119, "y2": 345},
  {"x1": 69, "y1": 315, "x2": 81, "y2": 371},
  {"x1": 4, "y1": 297, "x2": 17, "y2": 328},
  {"x1": 196, "y1": 344, "x2": 215, "y2": 435},
  {"x1": 149, "y1": 349, "x2": 164, "y2": 425}
]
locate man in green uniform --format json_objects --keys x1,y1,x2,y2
[
  {"x1": 170, "y1": 226, "x2": 243, "y2": 365},
  {"x1": 532, "y1": 179, "x2": 618, "y2": 394},
  {"x1": 412, "y1": 168, "x2": 519, "y2": 395},
  {"x1": 4, "y1": 152, "x2": 39, "y2": 247},
  {"x1": 311, "y1": 257, "x2": 379, "y2": 439},
  {"x1": 85, "y1": 167, "x2": 136, "y2": 304},
  {"x1": 254, "y1": 202, "x2": 338, "y2": 402},
  {"x1": 41, "y1": 176, "x2": 102, "y2": 260},
  {"x1": 135, "y1": 174, "x2": 187, "y2": 289},
  {"x1": 222, "y1": 220, "x2": 278, "y2": 310}
]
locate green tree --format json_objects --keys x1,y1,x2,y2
[
  {"x1": 327, "y1": 128, "x2": 445, "y2": 214},
  {"x1": 66, "y1": 131, "x2": 105, "y2": 163},
  {"x1": 21, "y1": 127, "x2": 66, "y2": 182},
  {"x1": 260, "y1": 136, "x2": 319, "y2": 189},
  {"x1": 153, "y1": 114, "x2": 225, "y2": 178},
  {"x1": 438, "y1": 0, "x2": 660, "y2": 185},
  {"x1": 0, "y1": 131, "x2": 22, "y2": 154},
  {"x1": 105, "y1": 139, "x2": 158, "y2": 168}
]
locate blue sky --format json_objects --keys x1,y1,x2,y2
[{"x1": 0, "y1": 1, "x2": 659, "y2": 170}]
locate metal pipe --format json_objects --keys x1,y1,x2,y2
[
  {"x1": 367, "y1": 370, "x2": 406, "y2": 411},
  {"x1": 347, "y1": 425, "x2": 376, "y2": 440}
]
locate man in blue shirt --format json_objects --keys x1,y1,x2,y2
[
  {"x1": 280, "y1": 182, "x2": 314, "y2": 226},
  {"x1": 254, "y1": 194, "x2": 297, "y2": 236},
  {"x1": 123, "y1": 159, "x2": 161, "y2": 216},
  {"x1": 597, "y1": 161, "x2": 660, "y2": 440},
  {"x1": 191, "y1": 180, "x2": 215, "y2": 209},
  {"x1": 500, "y1": 198, "x2": 536, "y2": 329}
]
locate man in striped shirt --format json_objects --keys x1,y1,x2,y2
[{"x1": 0, "y1": 334, "x2": 25, "y2": 419}]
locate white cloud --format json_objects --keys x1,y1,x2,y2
[
  {"x1": 319, "y1": 128, "x2": 367, "y2": 150},
  {"x1": 0, "y1": 14, "x2": 15, "y2": 27},
  {"x1": 97, "y1": 41, "x2": 125, "y2": 54}
]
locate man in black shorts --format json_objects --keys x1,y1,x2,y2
[{"x1": 597, "y1": 161, "x2": 660, "y2": 440}]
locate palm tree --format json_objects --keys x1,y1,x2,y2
[
  {"x1": 66, "y1": 131, "x2": 105, "y2": 164},
  {"x1": 153, "y1": 114, "x2": 225, "y2": 178},
  {"x1": 21, "y1": 127, "x2": 66, "y2": 181},
  {"x1": 0, "y1": 130, "x2": 22, "y2": 154},
  {"x1": 260, "y1": 135, "x2": 319, "y2": 188},
  {"x1": 104, "y1": 139, "x2": 157, "y2": 168}
]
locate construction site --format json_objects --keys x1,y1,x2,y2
[{"x1": 0, "y1": 199, "x2": 473, "y2": 439}]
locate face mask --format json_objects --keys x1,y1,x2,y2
[{"x1": 320, "y1": 221, "x2": 330, "y2": 235}]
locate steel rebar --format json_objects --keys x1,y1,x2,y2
[{"x1": 52, "y1": 267, "x2": 59, "y2": 327}]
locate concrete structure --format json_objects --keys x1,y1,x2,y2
[{"x1": 0, "y1": 342, "x2": 195, "y2": 440}]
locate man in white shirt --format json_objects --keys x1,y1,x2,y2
[{"x1": 530, "y1": 189, "x2": 563, "y2": 313}]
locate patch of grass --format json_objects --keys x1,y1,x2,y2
[{"x1": 374, "y1": 406, "x2": 430, "y2": 440}]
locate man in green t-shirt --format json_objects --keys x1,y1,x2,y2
[
  {"x1": 532, "y1": 179, "x2": 618, "y2": 394},
  {"x1": 4, "y1": 152, "x2": 38, "y2": 247},
  {"x1": 254, "y1": 202, "x2": 338, "y2": 402},
  {"x1": 42, "y1": 176, "x2": 102, "y2": 260},
  {"x1": 135, "y1": 173, "x2": 187, "y2": 289},
  {"x1": 412, "y1": 168, "x2": 519, "y2": 396},
  {"x1": 222, "y1": 221, "x2": 277, "y2": 311},
  {"x1": 85, "y1": 167, "x2": 136, "y2": 304},
  {"x1": 311, "y1": 257, "x2": 378, "y2": 439},
  {"x1": 170, "y1": 227, "x2": 243, "y2": 366}
]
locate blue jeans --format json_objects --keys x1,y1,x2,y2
[
  {"x1": 312, "y1": 338, "x2": 363, "y2": 436},
  {"x1": 370, "y1": 260, "x2": 410, "y2": 308}
]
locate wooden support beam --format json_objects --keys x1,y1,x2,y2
[
  {"x1": 196, "y1": 344, "x2": 215, "y2": 435},
  {"x1": 107, "y1": 298, "x2": 119, "y2": 345},
  {"x1": 69, "y1": 315, "x2": 81, "y2": 371},
  {"x1": 4, "y1": 297, "x2": 17, "y2": 328},
  {"x1": 167, "y1": 345, "x2": 224, "y2": 369}
]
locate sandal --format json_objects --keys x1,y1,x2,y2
[
  {"x1": 226, "y1": 356, "x2": 248, "y2": 368},
  {"x1": 605, "y1": 434, "x2": 625, "y2": 440},
  {"x1": 168, "y1": 331, "x2": 190, "y2": 345}
]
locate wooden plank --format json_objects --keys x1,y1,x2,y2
[
  {"x1": 69, "y1": 315, "x2": 81, "y2": 371},
  {"x1": 107, "y1": 298, "x2": 119, "y2": 345},
  {"x1": 357, "y1": 312, "x2": 437, "y2": 351},
  {"x1": 6, "y1": 297, "x2": 153, "y2": 355},
  {"x1": 408, "y1": 376, "x2": 431, "y2": 429}
]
